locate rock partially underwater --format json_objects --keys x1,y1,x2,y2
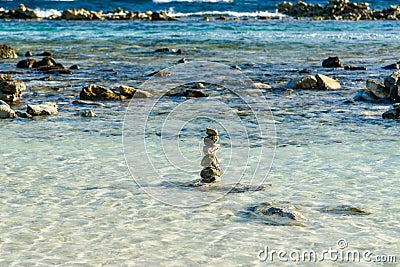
[
  {"x1": 238, "y1": 202, "x2": 306, "y2": 226},
  {"x1": 160, "y1": 180, "x2": 271, "y2": 193}
]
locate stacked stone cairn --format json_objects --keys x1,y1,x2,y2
[{"x1": 200, "y1": 128, "x2": 223, "y2": 183}]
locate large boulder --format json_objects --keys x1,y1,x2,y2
[
  {"x1": 0, "y1": 74, "x2": 26, "y2": 102},
  {"x1": 0, "y1": 44, "x2": 18, "y2": 59},
  {"x1": 315, "y1": 73, "x2": 341, "y2": 90},
  {"x1": 0, "y1": 100, "x2": 17, "y2": 119},
  {"x1": 27, "y1": 102, "x2": 58, "y2": 116},
  {"x1": 80, "y1": 84, "x2": 124, "y2": 100}
]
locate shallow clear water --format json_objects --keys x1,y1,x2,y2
[{"x1": 0, "y1": 18, "x2": 399, "y2": 265}]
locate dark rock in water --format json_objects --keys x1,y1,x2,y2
[
  {"x1": 286, "y1": 75, "x2": 317, "y2": 89},
  {"x1": 70, "y1": 64, "x2": 80, "y2": 70},
  {"x1": 17, "y1": 58, "x2": 36, "y2": 69},
  {"x1": 80, "y1": 110, "x2": 97, "y2": 117},
  {"x1": 0, "y1": 100, "x2": 17, "y2": 119},
  {"x1": 118, "y1": 85, "x2": 153, "y2": 98},
  {"x1": 146, "y1": 70, "x2": 171, "y2": 77},
  {"x1": 384, "y1": 70, "x2": 400, "y2": 102},
  {"x1": 382, "y1": 103, "x2": 400, "y2": 119},
  {"x1": 319, "y1": 205, "x2": 371, "y2": 215},
  {"x1": 27, "y1": 102, "x2": 58, "y2": 116},
  {"x1": 177, "y1": 58, "x2": 187, "y2": 64},
  {"x1": 344, "y1": 65, "x2": 367, "y2": 71},
  {"x1": 0, "y1": 44, "x2": 18, "y2": 59},
  {"x1": 80, "y1": 84, "x2": 124, "y2": 101},
  {"x1": 37, "y1": 51, "x2": 52, "y2": 57},
  {"x1": 239, "y1": 202, "x2": 306, "y2": 226},
  {"x1": 155, "y1": 47, "x2": 170, "y2": 53},
  {"x1": 176, "y1": 49, "x2": 183, "y2": 54},
  {"x1": 25, "y1": 51, "x2": 33, "y2": 57},
  {"x1": 299, "y1": 68, "x2": 312, "y2": 74},
  {"x1": 186, "y1": 89, "x2": 208, "y2": 98},
  {"x1": 33, "y1": 57, "x2": 57, "y2": 68},
  {"x1": 322, "y1": 56, "x2": 342, "y2": 68},
  {"x1": 382, "y1": 63, "x2": 399, "y2": 70},
  {"x1": 0, "y1": 74, "x2": 26, "y2": 102},
  {"x1": 231, "y1": 65, "x2": 241, "y2": 70},
  {"x1": 200, "y1": 167, "x2": 222, "y2": 182},
  {"x1": 168, "y1": 179, "x2": 271, "y2": 193},
  {"x1": 15, "y1": 110, "x2": 32, "y2": 119}
]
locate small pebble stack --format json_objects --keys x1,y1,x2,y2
[{"x1": 200, "y1": 128, "x2": 223, "y2": 183}]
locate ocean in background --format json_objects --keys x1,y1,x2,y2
[
  {"x1": 1, "y1": 0, "x2": 400, "y2": 266},
  {"x1": 0, "y1": 0, "x2": 398, "y2": 14}
]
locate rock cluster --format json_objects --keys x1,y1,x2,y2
[
  {"x1": 351, "y1": 70, "x2": 400, "y2": 103},
  {"x1": 277, "y1": 0, "x2": 400, "y2": 20},
  {"x1": 200, "y1": 128, "x2": 223, "y2": 183},
  {"x1": 17, "y1": 56, "x2": 75, "y2": 74},
  {"x1": 80, "y1": 84, "x2": 153, "y2": 101},
  {"x1": 0, "y1": 74, "x2": 26, "y2": 102},
  {"x1": 286, "y1": 73, "x2": 341, "y2": 90},
  {"x1": 0, "y1": 4, "x2": 174, "y2": 21}
]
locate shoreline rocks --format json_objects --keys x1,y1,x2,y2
[
  {"x1": 0, "y1": 44, "x2": 18, "y2": 59},
  {"x1": 277, "y1": 0, "x2": 400, "y2": 20}
]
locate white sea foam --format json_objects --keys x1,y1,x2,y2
[{"x1": 34, "y1": 8, "x2": 62, "y2": 18}]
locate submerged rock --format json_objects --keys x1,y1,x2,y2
[
  {"x1": 319, "y1": 205, "x2": 371, "y2": 215},
  {"x1": 80, "y1": 110, "x2": 97, "y2": 117},
  {"x1": 239, "y1": 202, "x2": 306, "y2": 226},
  {"x1": 0, "y1": 44, "x2": 18, "y2": 59},
  {"x1": 344, "y1": 65, "x2": 367, "y2": 71},
  {"x1": 0, "y1": 100, "x2": 17, "y2": 119},
  {"x1": 252, "y1": 82, "x2": 272, "y2": 89},
  {"x1": 72, "y1": 99, "x2": 106, "y2": 107},
  {"x1": 27, "y1": 102, "x2": 58, "y2": 116}
]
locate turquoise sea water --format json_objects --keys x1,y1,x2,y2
[{"x1": 0, "y1": 10, "x2": 399, "y2": 267}]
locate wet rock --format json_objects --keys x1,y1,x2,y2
[
  {"x1": 252, "y1": 82, "x2": 272, "y2": 89},
  {"x1": 0, "y1": 44, "x2": 18, "y2": 59},
  {"x1": 80, "y1": 110, "x2": 97, "y2": 117},
  {"x1": 0, "y1": 74, "x2": 26, "y2": 102},
  {"x1": 319, "y1": 205, "x2": 371, "y2": 215},
  {"x1": 322, "y1": 56, "x2": 342, "y2": 68},
  {"x1": 37, "y1": 65, "x2": 75, "y2": 75},
  {"x1": 41, "y1": 76, "x2": 54, "y2": 81},
  {"x1": 382, "y1": 103, "x2": 400, "y2": 119},
  {"x1": 177, "y1": 58, "x2": 187, "y2": 64},
  {"x1": 155, "y1": 47, "x2": 170, "y2": 53},
  {"x1": 344, "y1": 65, "x2": 367, "y2": 71},
  {"x1": 286, "y1": 75, "x2": 317, "y2": 89},
  {"x1": 383, "y1": 70, "x2": 400, "y2": 102},
  {"x1": 196, "y1": 82, "x2": 205, "y2": 89},
  {"x1": 186, "y1": 89, "x2": 208, "y2": 97},
  {"x1": 231, "y1": 65, "x2": 241, "y2": 70},
  {"x1": 17, "y1": 58, "x2": 37, "y2": 68},
  {"x1": 33, "y1": 57, "x2": 57, "y2": 68},
  {"x1": 27, "y1": 102, "x2": 58, "y2": 116},
  {"x1": 315, "y1": 73, "x2": 341, "y2": 90},
  {"x1": 147, "y1": 71, "x2": 171, "y2": 77},
  {"x1": 72, "y1": 99, "x2": 106, "y2": 107},
  {"x1": 299, "y1": 68, "x2": 312, "y2": 74},
  {"x1": 80, "y1": 84, "x2": 123, "y2": 101},
  {"x1": 37, "y1": 51, "x2": 52, "y2": 57},
  {"x1": 70, "y1": 64, "x2": 80, "y2": 70},
  {"x1": 8, "y1": 4, "x2": 39, "y2": 19},
  {"x1": 366, "y1": 80, "x2": 390, "y2": 99},
  {"x1": 25, "y1": 51, "x2": 33, "y2": 57},
  {"x1": 0, "y1": 100, "x2": 17, "y2": 119},
  {"x1": 382, "y1": 63, "x2": 400, "y2": 70},
  {"x1": 241, "y1": 202, "x2": 306, "y2": 225},
  {"x1": 118, "y1": 85, "x2": 153, "y2": 98},
  {"x1": 15, "y1": 110, "x2": 32, "y2": 118}
]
